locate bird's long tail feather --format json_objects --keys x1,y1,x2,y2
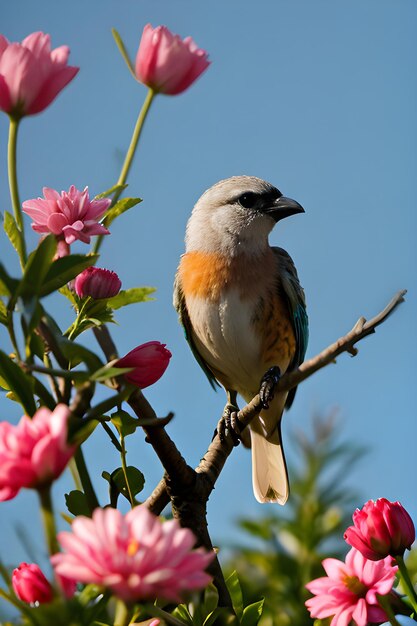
[{"x1": 250, "y1": 425, "x2": 289, "y2": 504}]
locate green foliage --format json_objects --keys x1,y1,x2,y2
[
  {"x1": 3, "y1": 211, "x2": 24, "y2": 259},
  {"x1": 225, "y1": 415, "x2": 366, "y2": 626},
  {"x1": 103, "y1": 197, "x2": 142, "y2": 228},
  {"x1": 102, "y1": 466, "x2": 145, "y2": 506},
  {"x1": 65, "y1": 490, "x2": 91, "y2": 516},
  {"x1": 0, "y1": 349, "x2": 36, "y2": 415},
  {"x1": 107, "y1": 287, "x2": 155, "y2": 310}
]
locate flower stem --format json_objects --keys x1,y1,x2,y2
[
  {"x1": 143, "y1": 604, "x2": 187, "y2": 626},
  {"x1": 38, "y1": 485, "x2": 59, "y2": 556},
  {"x1": 7, "y1": 117, "x2": 27, "y2": 266},
  {"x1": 114, "y1": 599, "x2": 133, "y2": 626},
  {"x1": 376, "y1": 594, "x2": 402, "y2": 626},
  {"x1": 396, "y1": 555, "x2": 417, "y2": 614},
  {"x1": 74, "y1": 447, "x2": 100, "y2": 513},
  {"x1": 93, "y1": 88, "x2": 155, "y2": 254},
  {"x1": 120, "y1": 433, "x2": 135, "y2": 508}
]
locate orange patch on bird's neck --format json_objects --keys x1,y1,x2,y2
[
  {"x1": 179, "y1": 249, "x2": 276, "y2": 301},
  {"x1": 179, "y1": 251, "x2": 232, "y2": 300}
]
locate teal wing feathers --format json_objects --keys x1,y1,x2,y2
[
  {"x1": 173, "y1": 271, "x2": 220, "y2": 391},
  {"x1": 272, "y1": 247, "x2": 309, "y2": 409}
]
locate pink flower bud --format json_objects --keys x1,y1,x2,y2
[
  {"x1": 344, "y1": 498, "x2": 415, "y2": 560},
  {"x1": 116, "y1": 341, "x2": 171, "y2": 388},
  {"x1": 135, "y1": 24, "x2": 210, "y2": 95},
  {"x1": 0, "y1": 32, "x2": 78, "y2": 118},
  {"x1": 74, "y1": 267, "x2": 121, "y2": 299},
  {"x1": 0, "y1": 404, "x2": 77, "y2": 501},
  {"x1": 12, "y1": 563, "x2": 53, "y2": 604}
]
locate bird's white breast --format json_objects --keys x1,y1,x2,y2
[{"x1": 186, "y1": 288, "x2": 262, "y2": 395}]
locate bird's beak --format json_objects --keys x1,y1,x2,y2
[{"x1": 263, "y1": 196, "x2": 305, "y2": 223}]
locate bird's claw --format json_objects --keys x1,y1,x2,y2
[
  {"x1": 214, "y1": 404, "x2": 241, "y2": 446},
  {"x1": 259, "y1": 366, "x2": 281, "y2": 409}
]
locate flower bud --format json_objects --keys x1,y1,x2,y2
[
  {"x1": 116, "y1": 341, "x2": 171, "y2": 388},
  {"x1": 344, "y1": 498, "x2": 415, "y2": 560},
  {"x1": 74, "y1": 267, "x2": 121, "y2": 299},
  {"x1": 12, "y1": 563, "x2": 53, "y2": 604},
  {"x1": 135, "y1": 24, "x2": 209, "y2": 95}
]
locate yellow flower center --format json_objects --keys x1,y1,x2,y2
[
  {"x1": 127, "y1": 539, "x2": 139, "y2": 557},
  {"x1": 342, "y1": 574, "x2": 367, "y2": 597}
]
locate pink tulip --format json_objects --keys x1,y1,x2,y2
[
  {"x1": 344, "y1": 498, "x2": 415, "y2": 561},
  {"x1": 0, "y1": 404, "x2": 76, "y2": 501},
  {"x1": 135, "y1": 24, "x2": 210, "y2": 95},
  {"x1": 0, "y1": 32, "x2": 78, "y2": 117},
  {"x1": 52, "y1": 506, "x2": 214, "y2": 603},
  {"x1": 305, "y1": 548, "x2": 397, "y2": 626},
  {"x1": 74, "y1": 267, "x2": 121, "y2": 299},
  {"x1": 22, "y1": 186, "x2": 110, "y2": 245},
  {"x1": 12, "y1": 563, "x2": 53, "y2": 604},
  {"x1": 116, "y1": 341, "x2": 172, "y2": 388}
]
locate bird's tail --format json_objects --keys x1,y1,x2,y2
[{"x1": 250, "y1": 423, "x2": 289, "y2": 505}]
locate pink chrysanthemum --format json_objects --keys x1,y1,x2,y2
[
  {"x1": 22, "y1": 186, "x2": 110, "y2": 245},
  {"x1": 0, "y1": 404, "x2": 76, "y2": 501},
  {"x1": 52, "y1": 506, "x2": 214, "y2": 603},
  {"x1": 305, "y1": 548, "x2": 397, "y2": 626},
  {"x1": 0, "y1": 31, "x2": 78, "y2": 117}
]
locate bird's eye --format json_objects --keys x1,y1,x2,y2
[{"x1": 238, "y1": 192, "x2": 258, "y2": 209}]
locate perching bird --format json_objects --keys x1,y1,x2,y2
[{"x1": 174, "y1": 176, "x2": 308, "y2": 504}]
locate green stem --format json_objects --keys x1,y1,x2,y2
[
  {"x1": 93, "y1": 88, "x2": 155, "y2": 254},
  {"x1": 74, "y1": 447, "x2": 100, "y2": 513},
  {"x1": 0, "y1": 588, "x2": 42, "y2": 625},
  {"x1": 143, "y1": 604, "x2": 187, "y2": 626},
  {"x1": 69, "y1": 458, "x2": 83, "y2": 491},
  {"x1": 38, "y1": 485, "x2": 59, "y2": 556},
  {"x1": 8, "y1": 117, "x2": 27, "y2": 266},
  {"x1": 114, "y1": 599, "x2": 133, "y2": 626},
  {"x1": 396, "y1": 555, "x2": 417, "y2": 614},
  {"x1": 120, "y1": 433, "x2": 135, "y2": 508}
]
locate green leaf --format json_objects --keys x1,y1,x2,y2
[
  {"x1": 68, "y1": 416, "x2": 99, "y2": 445},
  {"x1": 18, "y1": 235, "x2": 57, "y2": 298},
  {"x1": 112, "y1": 28, "x2": 136, "y2": 78},
  {"x1": 107, "y1": 287, "x2": 155, "y2": 310},
  {"x1": 103, "y1": 196, "x2": 142, "y2": 228},
  {"x1": 225, "y1": 572, "x2": 243, "y2": 620},
  {"x1": 0, "y1": 262, "x2": 19, "y2": 295},
  {"x1": 241, "y1": 600, "x2": 264, "y2": 626},
  {"x1": 91, "y1": 364, "x2": 132, "y2": 382},
  {"x1": 43, "y1": 314, "x2": 104, "y2": 371},
  {"x1": 3, "y1": 211, "x2": 23, "y2": 259},
  {"x1": 0, "y1": 350, "x2": 36, "y2": 415},
  {"x1": 110, "y1": 410, "x2": 139, "y2": 437},
  {"x1": 65, "y1": 490, "x2": 91, "y2": 516},
  {"x1": 95, "y1": 183, "x2": 127, "y2": 199},
  {"x1": 59, "y1": 284, "x2": 79, "y2": 307},
  {"x1": 102, "y1": 470, "x2": 120, "y2": 508},
  {"x1": 172, "y1": 604, "x2": 194, "y2": 626},
  {"x1": 112, "y1": 466, "x2": 145, "y2": 501},
  {"x1": 0, "y1": 300, "x2": 7, "y2": 325},
  {"x1": 40, "y1": 253, "x2": 99, "y2": 297}
]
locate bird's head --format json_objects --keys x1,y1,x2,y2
[{"x1": 185, "y1": 176, "x2": 304, "y2": 255}]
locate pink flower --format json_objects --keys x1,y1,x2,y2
[
  {"x1": 344, "y1": 499, "x2": 415, "y2": 561},
  {"x1": 116, "y1": 341, "x2": 172, "y2": 388},
  {"x1": 0, "y1": 32, "x2": 78, "y2": 117},
  {"x1": 0, "y1": 404, "x2": 76, "y2": 501},
  {"x1": 52, "y1": 506, "x2": 214, "y2": 603},
  {"x1": 74, "y1": 267, "x2": 121, "y2": 299},
  {"x1": 22, "y1": 186, "x2": 110, "y2": 245},
  {"x1": 305, "y1": 548, "x2": 397, "y2": 626},
  {"x1": 135, "y1": 24, "x2": 210, "y2": 95},
  {"x1": 12, "y1": 562, "x2": 53, "y2": 604}
]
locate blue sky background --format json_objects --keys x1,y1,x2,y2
[{"x1": 0, "y1": 0, "x2": 416, "y2": 616}]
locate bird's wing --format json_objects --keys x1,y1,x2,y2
[
  {"x1": 272, "y1": 247, "x2": 309, "y2": 409},
  {"x1": 173, "y1": 271, "x2": 220, "y2": 390}
]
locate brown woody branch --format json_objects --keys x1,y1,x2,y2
[{"x1": 146, "y1": 289, "x2": 407, "y2": 511}]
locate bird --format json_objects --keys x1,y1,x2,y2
[{"x1": 174, "y1": 176, "x2": 308, "y2": 504}]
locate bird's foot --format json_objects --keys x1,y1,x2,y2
[
  {"x1": 215, "y1": 403, "x2": 241, "y2": 446},
  {"x1": 259, "y1": 366, "x2": 281, "y2": 409}
]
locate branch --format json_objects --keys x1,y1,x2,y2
[{"x1": 147, "y1": 290, "x2": 407, "y2": 509}]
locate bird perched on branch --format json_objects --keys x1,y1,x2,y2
[{"x1": 174, "y1": 176, "x2": 308, "y2": 504}]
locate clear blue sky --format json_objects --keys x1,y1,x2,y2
[{"x1": 0, "y1": 0, "x2": 416, "y2": 615}]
